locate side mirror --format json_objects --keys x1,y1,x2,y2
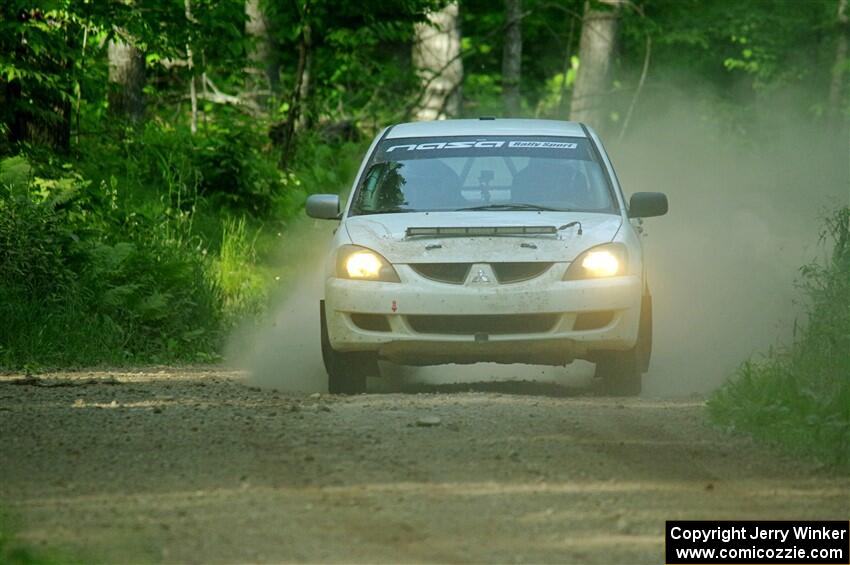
[
  {"x1": 306, "y1": 194, "x2": 340, "y2": 220},
  {"x1": 629, "y1": 192, "x2": 668, "y2": 218}
]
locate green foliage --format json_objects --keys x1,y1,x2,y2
[
  {"x1": 0, "y1": 154, "x2": 223, "y2": 366},
  {"x1": 3, "y1": 0, "x2": 846, "y2": 147},
  {"x1": 215, "y1": 216, "x2": 266, "y2": 323},
  {"x1": 263, "y1": 0, "x2": 441, "y2": 124},
  {"x1": 289, "y1": 131, "x2": 364, "y2": 195},
  {"x1": 0, "y1": 114, "x2": 367, "y2": 368},
  {"x1": 192, "y1": 122, "x2": 283, "y2": 213},
  {"x1": 534, "y1": 56, "x2": 579, "y2": 118},
  {"x1": 0, "y1": 159, "x2": 88, "y2": 299},
  {"x1": 0, "y1": 0, "x2": 847, "y2": 371},
  {"x1": 0, "y1": 508, "x2": 73, "y2": 564},
  {"x1": 708, "y1": 207, "x2": 850, "y2": 468},
  {"x1": 615, "y1": 0, "x2": 842, "y2": 130}
]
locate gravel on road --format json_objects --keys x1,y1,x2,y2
[{"x1": 1, "y1": 367, "x2": 847, "y2": 564}]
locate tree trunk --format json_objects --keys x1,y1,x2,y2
[
  {"x1": 245, "y1": 0, "x2": 278, "y2": 101},
  {"x1": 184, "y1": 0, "x2": 197, "y2": 134},
  {"x1": 829, "y1": 0, "x2": 848, "y2": 123},
  {"x1": 413, "y1": 2, "x2": 463, "y2": 121},
  {"x1": 569, "y1": 0, "x2": 621, "y2": 128},
  {"x1": 276, "y1": 24, "x2": 311, "y2": 167},
  {"x1": 502, "y1": 0, "x2": 522, "y2": 116},
  {"x1": 6, "y1": 80, "x2": 27, "y2": 145},
  {"x1": 297, "y1": 24, "x2": 313, "y2": 130},
  {"x1": 107, "y1": 38, "x2": 145, "y2": 122},
  {"x1": 557, "y1": 16, "x2": 577, "y2": 117}
]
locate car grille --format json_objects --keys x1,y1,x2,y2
[
  {"x1": 409, "y1": 263, "x2": 472, "y2": 284},
  {"x1": 491, "y1": 262, "x2": 553, "y2": 283},
  {"x1": 409, "y1": 262, "x2": 553, "y2": 284},
  {"x1": 406, "y1": 314, "x2": 559, "y2": 335}
]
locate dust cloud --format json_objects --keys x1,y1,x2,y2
[
  {"x1": 611, "y1": 100, "x2": 848, "y2": 396},
  {"x1": 226, "y1": 218, "x2": 334, "y2": 393},
  {"x1": 231, "y1": 97, "x2": 847, "y2": 396}
]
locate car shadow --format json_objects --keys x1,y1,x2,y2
[
  {"x1": 369, "y1": 378, "x2": 601, "y2": 397},
  {"x1": 369, "y1": 361, "x2": 601, "y2": 398}
]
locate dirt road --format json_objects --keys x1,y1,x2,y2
[{"x1": 1, "y1": 368, "x2": 847, "y2": 564}]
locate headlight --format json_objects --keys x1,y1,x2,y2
[
  {"x1": 564, "y1": 243, "x2": 627, "y2": 280},
  {"x1": 336, "y1": 245, "x2": 400, "y2": 282}
]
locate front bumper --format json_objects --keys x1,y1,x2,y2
[{"x1": 325, "y1": 264, "x2": 642, "y2": 366}]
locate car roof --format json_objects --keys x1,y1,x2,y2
[{"x1": 386, "y1": 118, "x2": 587, "y2": 139}]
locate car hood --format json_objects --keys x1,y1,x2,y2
[{"x1": 343, "y1": 211, "x2": 622, "y2": 263}]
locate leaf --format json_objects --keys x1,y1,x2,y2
[
  {"x1": 102, "y1": 284, "x2": 141, "y2": 308},
  {"x1": 138, "y1": 292, "x2": 169, "y2": 321},
  {"x1": 91, "y1": 242, "x2": 136, "y2": 271},
  {"x1": 0, "y1": 157, "x2": 33, "y2": 189}
]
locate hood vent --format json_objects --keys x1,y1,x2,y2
[{"x1": 405, "y1": 226, "x2": 557, "y2": 238}]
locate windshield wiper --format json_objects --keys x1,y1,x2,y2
[{"x1": 457, "y1": 203, "x2": 568, "y2": 212}]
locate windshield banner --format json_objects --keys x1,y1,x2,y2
[{"x1": 375, "y1": 136, "x2": 592, "y2": 161}]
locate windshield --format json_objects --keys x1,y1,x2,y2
[{"x1": 350, "y1": 135, "x2": 616, "y2": 215}]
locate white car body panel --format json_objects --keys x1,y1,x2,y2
[{"x1": 386, "y1": 119, "x2": 586, "y2": 139}]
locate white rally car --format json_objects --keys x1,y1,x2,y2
[{"x1": 307, "y1": 119, "x2": 667, "y2": 395}]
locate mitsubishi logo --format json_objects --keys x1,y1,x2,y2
[{"x1": 470, "y1": 268, "x2": 491, "y2": 284}]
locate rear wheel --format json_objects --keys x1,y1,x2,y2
[
  {"x1": 594, "y1": 292, "x2": 652, "y2": 396},
  {"x1": 320, "y1": 301, "x2": 376, "y2": 395}
]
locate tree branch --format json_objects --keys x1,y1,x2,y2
[
  {"x1": 197, "y1": 74, "x2": 262, "y2": 114},
  {"x1": 619, "y1": 33, "x2": 651, "y2": 141}
]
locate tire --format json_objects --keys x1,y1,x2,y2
[
  {"x1": 320, "y1": 301, "x2": 376, "y2": 395},
  {"x1": 637, "y1": 292, "x2": 653, "y2": 373},
  {"x1": 595, "y1": 347, "x2": 641, "y2": 396},
  {"x1": 594, "y1": 292, "x2": 652, "y2": 396}
]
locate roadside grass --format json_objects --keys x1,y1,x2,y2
[
  {"x1": 215, "y1": 216, "x2": 267, "y2": 325},
  {"x1": 707, "y1": 207, "x2": 850, "y2": 468},
  {"x1": 0, "y1": 511, "x2": 70, "y2": 565},
  {"x1": 0, "y1": 124, "x2": 367, "y2": 370}
]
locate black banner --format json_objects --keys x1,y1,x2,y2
[{"x1": 666, "y1": 521, "x2": 849, "y2": 564}]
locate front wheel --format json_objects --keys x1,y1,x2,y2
[
  {"x1": 594, "y1": 292, "x2": 652, "y2": 396},
  {"x1": 595, "y1": 347, "x2": 641, "y2": 396},
  {"x1": 320, "y1": 301, "x2": 376, "y2": 395}
]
